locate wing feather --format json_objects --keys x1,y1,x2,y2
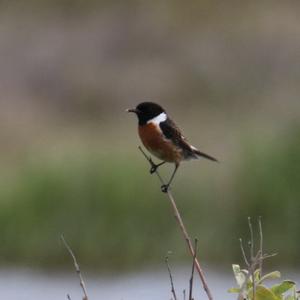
[
  {"x1": 159, "y1": 118, "x2": 218, "y2": 162},
  {"x1": 159, "y1": 118, "x2": 194, "y2": 157}
]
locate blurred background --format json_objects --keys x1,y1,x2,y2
[{"x1": 0, "y1": 1, "x2": 300, "y2": 299}]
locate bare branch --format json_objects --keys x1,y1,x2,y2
[
  {"x1": 262, "y1": 252, "x2": 277, "y2": 260},
  {"x1": 248, "y1": 217, "x2": 256, "y2": 300},
  {"x1": 165, "y1": 255, "x2": 178, "y2": 300},
  {"x1": 237, "y1": 218, "x2": 276, "y2": 300},
  {"x1": 248, "y1": 217, "x2": 254, "y2": 261},
  {"x1": 239, "y1": 238, "x2": 249, "y2": 267},
  {"x1": 258, "y1": 216, "x2": 263, "y2": 278},
  {"x1": 61, "y1": 234, "x2": 89, "y2": 300},
  {"x1": 189, "y1": 238, "x2": 198, "y2": 300},
  {"x1": 237, "y1": 251, "x2": 261, "y2": 300},
  {"x1": 139, "y1": 146, "x2": 213, "y2": 300},
  {"x1": 166, "y1": 187, "x2": 213, "y2": 300}
]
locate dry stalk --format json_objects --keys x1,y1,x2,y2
[
  {"x1": 61, "y1": 234, "x2": 89, "y2": 300},
  {"x1": 165, "y1": 254, "x2": 178, "y2": 300},
  {"x1": 138, "y1": 146, "x2": 213, "y2": 300},
  {"x1": 237, "y1": 217, "x2": 276, "y2": 300},
  {"x1": 189, "y1": 238, "x2": 198, "y2": 300},
  {"x1": 258, "y1": 216, "x2": 263, "y2": 277}
]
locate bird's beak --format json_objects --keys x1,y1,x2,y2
[{"x1": 126, "y1": 108, "x2": 138, "y2": 113}]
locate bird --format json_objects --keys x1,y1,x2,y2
[{"x1": 127, "y1": 102, "x2": 218, "y2": 192}]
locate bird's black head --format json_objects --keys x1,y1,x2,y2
[{"x1": 127, "y1": 102, "x2": 165, "y2": 125}]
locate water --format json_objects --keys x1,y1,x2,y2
[{"x1": 0, "y1": 266, "x2": 298, "y2": 300}]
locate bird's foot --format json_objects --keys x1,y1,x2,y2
[
  {"x1": 150, "y1": 165, "x2": 158, "y2": 174},
  {"x1": 149, "y1": 160, "x2": 166, "y2": 174},
  {"x1": 161, "y1": 184, "x2": 170, "y2": 193},
  {"x1": 149, "y1": 158, "x2": 158, "y2": 174}
]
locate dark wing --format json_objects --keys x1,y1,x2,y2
[
  {"x1": 159, "y1": 118, "x2": 194, "y2": 156},
  {"x1": 160, "y1": 118, "x2": 219, "y2": 162}
]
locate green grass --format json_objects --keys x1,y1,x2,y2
[
  {"x1": 0, "y1": 127, "x2": 299, "y2": 270},
  {"x1": 233, "y1": 127, "x2": 300, "y2": 265},
  {"x1": 0, "y1": 150, "x2": 229, "y2": 269}
]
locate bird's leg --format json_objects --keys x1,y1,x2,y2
[
  {"x1": 150, "y1": 161, "x2": 166, "y2": 174},
  {"x1": 138, "y1": 147, "x2": 166, "y2": 174},
  {"x1": 161, "y1": 163, "x2": 179, "y2": 193}
]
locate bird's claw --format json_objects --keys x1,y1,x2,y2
[
  {"x1": 149, "y1": 158, "x2": 158, "y2": 174},
  {"x1": 150, "y1": 165, "x2": 157, "y2": 174},
  {"x1": 161, "y1": 184, "x2": 169, "y2": 193}
]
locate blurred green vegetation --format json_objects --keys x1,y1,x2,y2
[
  {"x1": 0, "y1": 150, "x2": 227, "y2": 270},
  {"x1": 0, "y1": 126, "x2": 299, "y2": 270},
  {"x1": 234, "y1": 126, "x2": 300, "y2": 265},
  {"x1": 0, "y1": 0, "x2": 300, "y2": 271}
]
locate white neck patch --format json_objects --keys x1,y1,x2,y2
[{"x1": 147, "y1": 112, "x2": 167, "y2": 125}]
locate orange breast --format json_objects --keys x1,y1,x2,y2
[{"x1": 138, "y1": 123, "x2": 182, "y2": 163}]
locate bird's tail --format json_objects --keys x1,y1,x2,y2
[{"x1": 191, "y1": 146, "x2": 218, "y2": 162}]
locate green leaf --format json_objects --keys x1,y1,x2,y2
[
  {"x1": 254, "y1": 269, "x2": 261, "y2": 282},
  {"x1": 259, "y1": 271, "x2": 281, "y2": 284},
  {"x1": 228, "y1": 287, "x2": 240, "y2": 293},
  {"x1": 271, "y1": 280, "x2": 296, "y2": 296},
  {"x1": 232, "y1": 264, "x2": 247, "y2": 287},
  {"x1": 255, "y1": 285, "x2": 281, "y2": 300}
]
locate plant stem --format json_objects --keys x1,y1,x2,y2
[{"x1": 138, "y1": 146, "x2": 213, "y2": 300}]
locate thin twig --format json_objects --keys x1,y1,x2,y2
[
  {"x1": 183, "y1": 289, "x2": 186, "y2": 300},
  {"x1": 237, "y1": 218, "x2": 276, "y2": 300},
  {"x1": 237, "y1": 250, "x2": 277, "y2": 300},
  {"x1": 139, "y1": 146, "x2": 213, "y2": 300},
  {"x1": 248, "y1": 217, "x2": 254, "y2": 261},
  {"x1": 248, "y1": 217, "x2": 255, "y2": 300},
  {"x1": 239, "y1": 239, "x2": 249, "y2": 267},
  {"x1": 261, "y1": 252, "x2": 277, "y2": 260},
  {"x1": 167, "y1": 186, "x2": 213, "y2": 300},
  {"x1": 61, "y1": 234, "x2": 89, "y2": 300},
  {"x1": 258, "y1": 216, "x2": 263, "y2": 278},
  {"x1": 237, "y1": 251, "x2": 261, "y2": 300},
  {"x1": 189, "y1": 238, "x2": 198, "y2": 300},
  {"x1": 251, "y1": 259, "x2": 256, "y2": 300},
  {"x1": 165, "y1": 255, "x2": 178, "y2": 300},
  {"x1": 67, "y1": 294, "x2": 72, "y2": 300}
]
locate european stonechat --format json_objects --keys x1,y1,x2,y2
[{"x1": 127, "y1": 102, "x2": 218, "y2": 192}]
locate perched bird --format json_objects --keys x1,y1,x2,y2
[{"x1": 127, "y1": 102, "x2": 218, "y2": 192}]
